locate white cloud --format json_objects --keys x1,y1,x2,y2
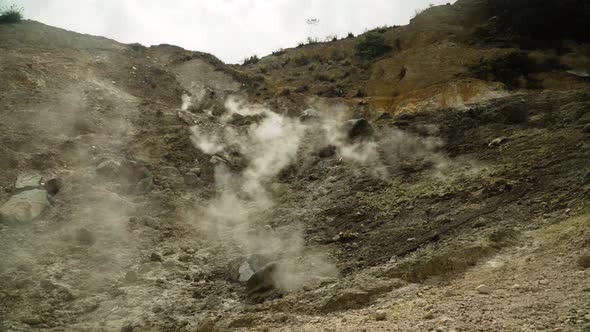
[{"x1": 16, "y1": 0, "x2": 455, "y2": 63}]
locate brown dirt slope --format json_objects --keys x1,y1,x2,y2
[{"x1": 1, "y1": 2, "x2": 590, "y2": 331}]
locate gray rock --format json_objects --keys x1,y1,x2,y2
[
  {"x1": 373, "y1": 310, "x2": 387, "y2": 321},
  {"x1": 120, "y1": 323, "x2": 134, "y2": 332},
  {"x1": 577, "y1": 255, "x2": 590, "y2": 269},
  {"x1": 476, "y1": 284, "x2": 492, "y2": 294},
  {"x1": 246, "y1": 262, "x2": 281, "y2": 303},
  {"x1": 566, "y1": 69, "x2": 590, "y2": 78},
  {"x1": 178, "y1": 110, "x2": 199, "y2": 125},
  {"x1": 488, "y1": 137, "x2": 508, "y2": 147},
  {"x1": 196, "y1": 318, "x2": 217, "y2": 332},
  {"x1": 0, "y1": 189, "x2": 49, "y2": 223},
  {"x1": 343, "y1": 119, "x2": 374, "y2": 140},
  {"x1": 300, "y1": 108, "x2": 320, "y2": 122},
  {"x1": 238, "y1": 260, "x2": 256, "y2": 282},
  {"x1": 323, "y1": 289, "x2": 371, "y2": 312},
  {"x1": 15, "y1": 173, "x2": 42, "y2": 191},
  {"x1": 76, "y1": 228, "x2": 96, "y2": 246},
  {"x1": 125, "y1": 270, "x2": 138, "y2": 283},
  {"x1": 209, "y1": 155, "x2": 228, "y2": 165},
  {"x1": 120, "y1": 160, "x2": 151, "y2": 182},
  {"x1": 317, "y1": 145, "x2": 336, "y2": 158},
  {"x1": 44, "y1": 178, "x2": 63, "y2": 196},
  {"x1": 377, "y1": 112, "x2": 393, "y2": 120},
  {"x1": 190, "y1": 167, "x2": 202, "y2": 176},
  {"x1": 228, "y1": 113, "x2": 264, "y2": 126},
  {"x1": 96, "y1": 160, "x2": 121, "y2": 178},
  {"x1": 135, "y1": 176, "x2": 154, "y2": 194},
  {"x1": 184, "y1": 172, "x2": 201, "y2": 186},
  {"x1": 150, "y1": 252, "x2": 163, "y2": 262}
]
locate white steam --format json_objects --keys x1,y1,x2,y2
[{"x1": 187, "y1": 95, "x2": 454, "y2": 292}]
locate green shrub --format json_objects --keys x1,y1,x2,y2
[
  {"x1": 294, "y1": 55, "x2": 311, "y2": 66},
  {"x1": 0, "y1": 4, "x2": 23, "y2": 24},
  {"x1": 242, "y1": 55, "x2": 259, "y2": 66},
  {"x1": 330, "y1": 49, "x2": 344, "y2": 61},
  {"x1": 355, "y1": 31, "x2": 392, "y2": 59},
  {"x1": 271, "y1": 49, "x2": 285, "y2": 57},
  {"x1": 306, "y1": 37, "x2": 319, "y2": 45},
  {"x1": 369, "y1": 26, "x2": 390, "y2": 34},
  {"x1": 469, "y1": 52, "x2": 561, "y2": 89},
  {"x1": 484, "y1": 0, "x2": 590, "y2": 45}
]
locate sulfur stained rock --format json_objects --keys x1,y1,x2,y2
[{"x1": 0, "y1": 189, "x2": 49, "y2": 223}]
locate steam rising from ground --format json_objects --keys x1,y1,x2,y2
[{"x1": 189, "y1": 95, "x2": 452, "y2": 292}]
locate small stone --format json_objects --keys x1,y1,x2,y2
[
  {"x1": 40, "y1": 279, "x2": 56, "y2": 290},
  {"x1": 0, "y1": 189, "x2": 50, "y2": 223},
  {"x1": 96, "y1": 160, "x2": 121, "y2": 178},
  {"x1": 190, "y1": 167, "x2": 202, "y2": 176},
  {"x1": 476, "y1": 284, "x2": 492, "y2": 294},
  {"x1": 577, "y1": 255, "x2": 590, "y2": 269},
  {"x1": 539, "y1": 279, "x2": 549, "y2": 285},
  {"x1": 196, "y1": 318, "x2": 217, "y2": 332},
  {"x1": 125, "y1": 271, "x2": 138, "y2": 282},
  {"x1": 120, "y1": 323, "x2": 133, "y2": 332},
  {"x1": 76, "y1": 228, "x2": 96, "y2": 246},
  {"x1": 22, "y1": 316, "x2": 43, "y2": 326},
  {"x1": 317, "y1": 145, "x2": 336, "y2": 158},
  {"x1": 150, "y1": 252, "x2": 162, "y2": 262},
  {"x1": 488, "y1": 137, "x2": 507, "y2": 147},
  {"x1": 44, "y1": 178, "x2": 63, "y2": 196},
  {"x1": 439, "y1": 317, "x2": 453, "y2": 325},
  {"x1": 135, "y1": 177, "x2": 154, "y2": 194},
  {"x1": 344, "y1": 119, "x2": 374, "y2": 140},
  {"x1": 323, "y1": 289, "x2": 370, "y2": 312},
  {"x1": 373, "y1": 310, "x2": 387, "y2": 321},
  {"x1": 178, "y1": 254, "x2": 192, "y2": 262},
  {"x1": 209, "y1": 155, "x2": 227, "y2": 165},
  {"x1": 184, "y1": 172, "x2": 201, "y2": 186},
  {"x1": 423, "y1": 311, "x2": 434, "y2": 319},
  {"x1": 15, "y1": 173, "x2": 42, "y2": 190}
]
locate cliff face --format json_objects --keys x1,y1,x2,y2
[{"x1": 1, "y1": 2, "x2": 590, "y2": 331}]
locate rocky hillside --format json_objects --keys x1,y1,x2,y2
[{"x1": 1, "y1": 1, "x2": 590, "y2": 331}]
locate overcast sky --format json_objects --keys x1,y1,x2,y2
[{"x1": 15, "y1": 0, "x2": 455, "y2": 64}]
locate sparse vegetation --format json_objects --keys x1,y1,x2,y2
[
  {"x1": 242, "y1": 55, "x2": 259, "y2": 66},
  {"x1": 355, "y1": 31, "x2": 392, "y2": 59},
  {"x1": 271, "y1": 49, "x2": 285, "y2": 57},
  {"x1": 0, "y1": 3, "x2": 23, "y2": 24},
  {"x1": 369, "y1": 26, "x2": 390, "y2": 34},
  {"x1": 482, "y1": 0, "x2": 590, "y2": 45},
  {"x1": 469, "y1": 52, "x2": 561, "y2": 89},
  {"x1": 306, "y1": 37, "x2": 319, "y2": 45},
  {"x1": 293, "y1": 55, "x2": 311, "y2": 66}
]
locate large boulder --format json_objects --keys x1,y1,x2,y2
[
  {"x1": 0, "y1": 189, "x2": 50, "y2": 223},
  {"x1": 246, "y1": 262, "x2": 282, "y2": 303},
  {"x1": 15, "y1": 173, "x2": 43, "y2": 191},
  {"x1": 343, "y1": 119, "x2": 375, "y2": 140}
]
